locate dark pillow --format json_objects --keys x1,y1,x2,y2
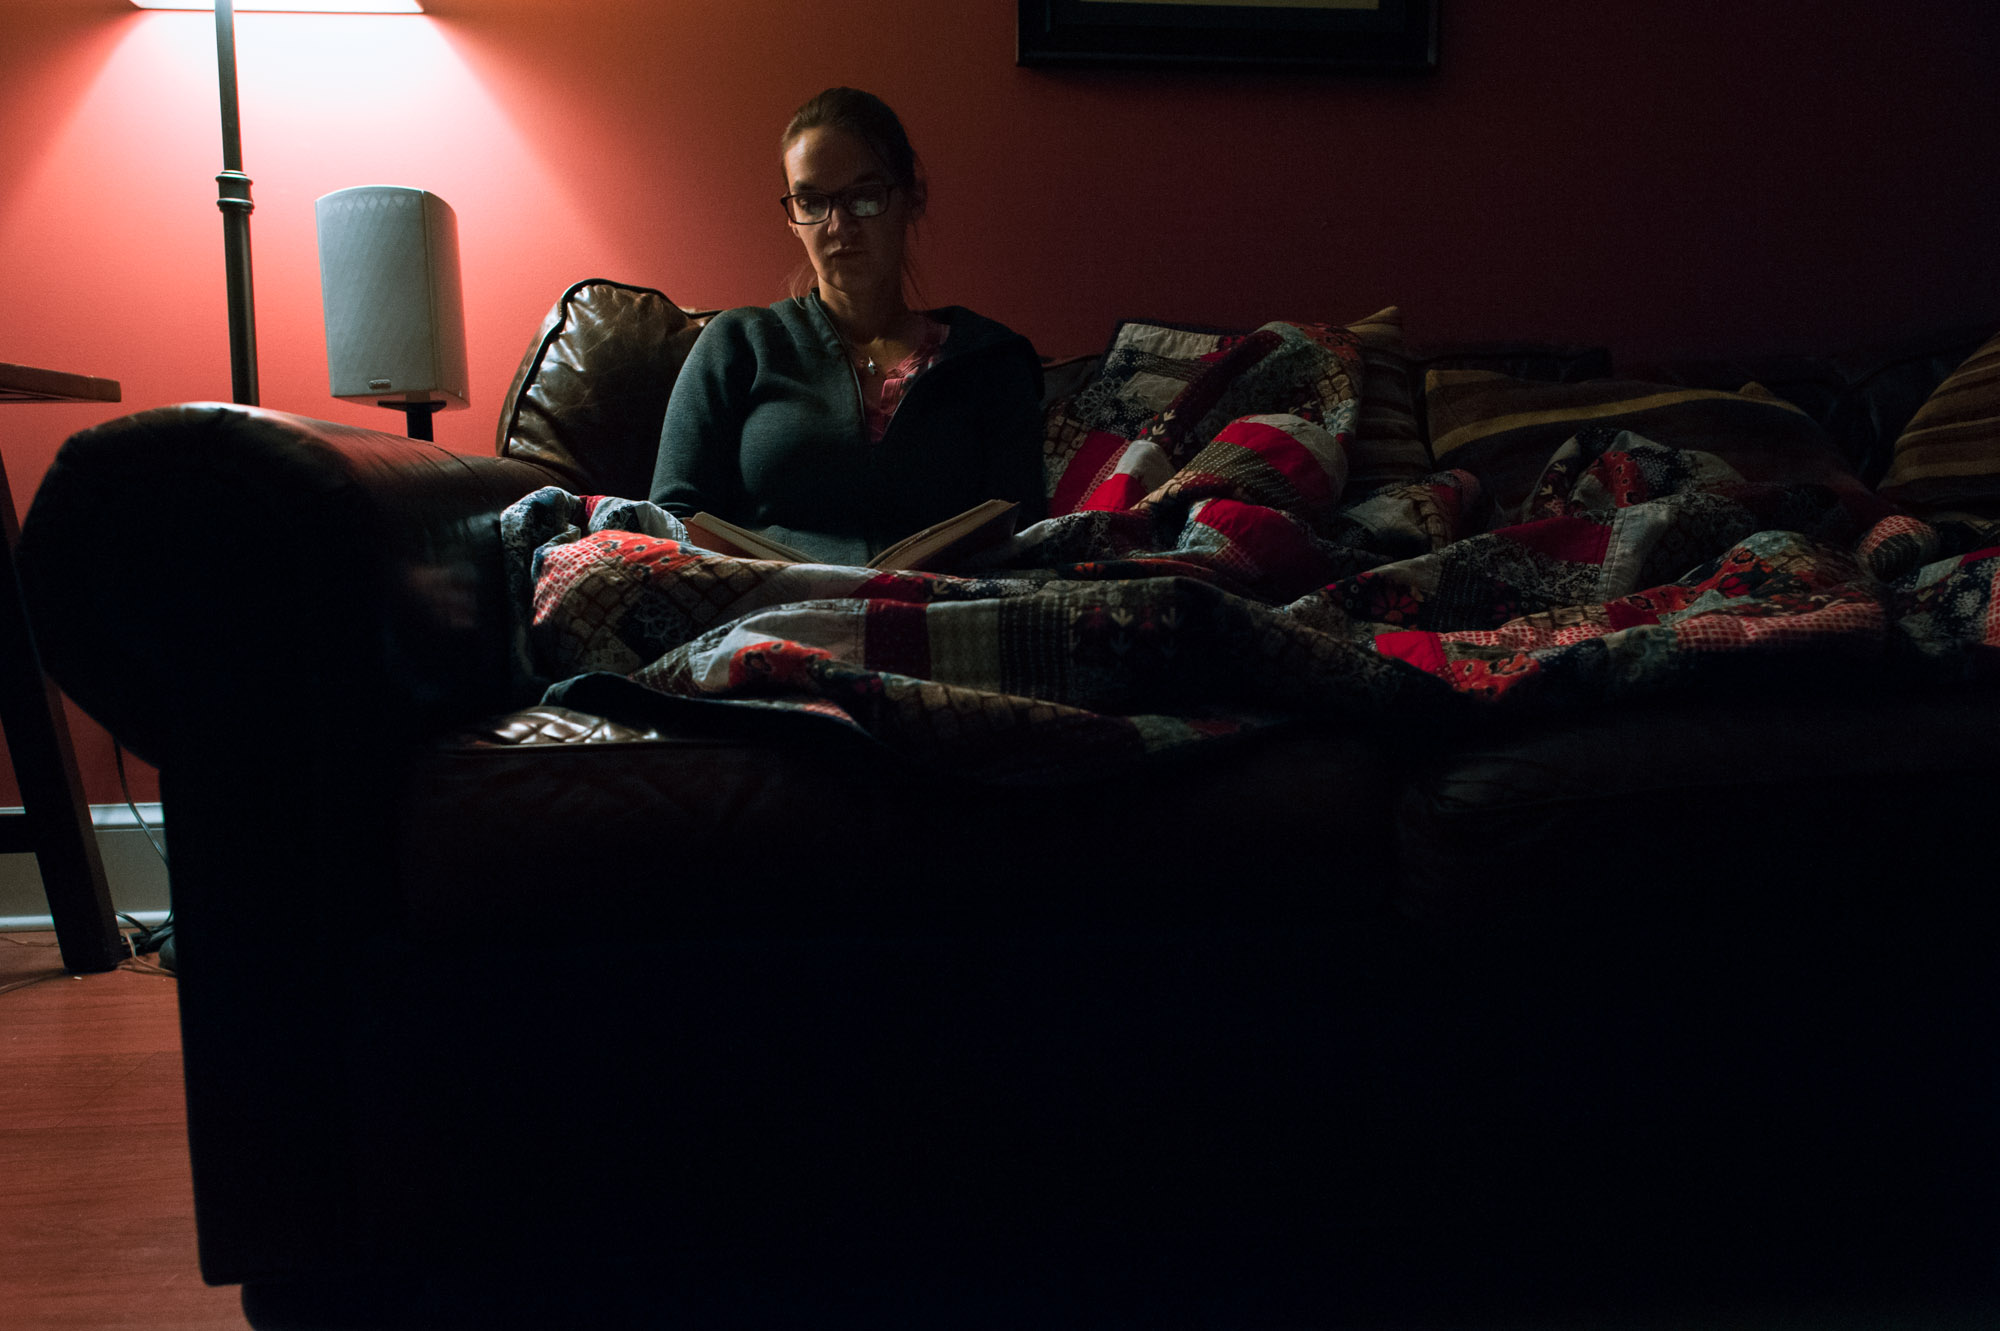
[
  {"x1": 1619, "y1": 328, "x2": 1997, "y2": 486},
  {"x1": 1039, "y1": 353, "x2": 1101, "y2": 414},
  {"x1": 496, "y1": 279, "x2": 713, "y2": 499},
  {"x1": 1424, "y1": 370, "x2": 1858, "y2": 520}
]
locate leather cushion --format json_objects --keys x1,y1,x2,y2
[
  {"x1": 495, "y1": 279, "x2": 714, "y2": 499},
  {"x1": 397, "y1": 706, "x2": 1400, "y2": 939},
  {"x1": 1397, "y1": 687, "x2": 2000, "y2": 924}
]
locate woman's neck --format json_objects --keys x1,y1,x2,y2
[{"x1": 817, "y1": 284, "x2": 912, "y2": 347}]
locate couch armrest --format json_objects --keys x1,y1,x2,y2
[{"x1": 18, "y1": 403, "x2": 560, "y2": 769}]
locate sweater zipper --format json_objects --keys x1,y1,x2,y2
[
  {"x1": 846, "y1": 358, "x2": 868, "y2": 441},
  {"x1": 810, "y1": 292, "x2": 981, "y2": 447},
  {"x1": 810, "y1": 292, "x2": 871, "y2": 442}
]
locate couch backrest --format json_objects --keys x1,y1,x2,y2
[
  {"x1": 497, "y1": 279, "x2": 1620, "y2": 502},
  {"x1": 496, "y1": 277, "x2": 1986, "y2": 502}
]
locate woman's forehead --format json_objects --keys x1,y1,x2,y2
[{"x1": 783, "y1": 126, "x2": 887, "y2": 190}]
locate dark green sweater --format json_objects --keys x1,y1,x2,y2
[{"x1": 651, "y1": 293, "x2": 1046, "y2": 566}]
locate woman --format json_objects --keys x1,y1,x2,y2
[{"x1": 651, "y1": 88, "x2": 1047, "y2": 566}]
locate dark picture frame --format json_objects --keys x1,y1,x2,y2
[{"x1": 1018, "y1": 0, "x2": 1438, "y2": 73}]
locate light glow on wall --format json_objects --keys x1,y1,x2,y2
[{"x1": 9, "y1": 7, "x2": 633, "y2": 424}]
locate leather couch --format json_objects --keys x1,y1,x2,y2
[{"x1": 19, "y1": 282, "x2": 2000, "y2": 1327}]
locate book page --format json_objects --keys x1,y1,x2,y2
[
  {"x1": 683, "y1": 513, "x2": 813, "y2": 563},
  {"x1": 870, "y1": 500, "x2": 1019, "y2": 571}
]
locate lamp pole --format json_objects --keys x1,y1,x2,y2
[{"x1": 213, "y1": 0, "x2": 258, "y2": 406}]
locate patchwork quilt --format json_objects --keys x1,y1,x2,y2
[{"x1": 504, "y1": 321, "x2": 2000, "y2": 782}]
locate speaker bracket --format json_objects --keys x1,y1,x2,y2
[{"x1": 377, "y1": 399, "x2": 447, "y2": 441}]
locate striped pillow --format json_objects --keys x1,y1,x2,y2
[
  {"x1": 1424, "y1": 370, "x2": 1853, "y2": 520},
  {"x1": 1344, "y1": 306, "x2": 1429, "y2": 491},
  {"x1": 1877, "y1": 332, "x2": 2000, "y2": 512}
]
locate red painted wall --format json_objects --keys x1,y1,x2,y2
[{"x1": 4, "y1": 0, "x2": 1997, "y2": 805}]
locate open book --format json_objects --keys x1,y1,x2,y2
[{"x1": 682, "y1": 499, "x2": 1020, "y2": 572}]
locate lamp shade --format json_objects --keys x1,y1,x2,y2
[{"x1": 130, "y1": 2, "x2": 424, "y2": 12}]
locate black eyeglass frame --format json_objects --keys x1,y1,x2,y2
[{"x1": 780, "y1": 183, "x2": 897, "y2": 226}]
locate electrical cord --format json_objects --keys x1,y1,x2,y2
[
  {"x1": 116, "y1": 925, "x2": 175, "y2": 978},
  {"x1": 0, "y1": 972, "x2": 71, "y2": 997},
  {"x1": 0, "y1": 742, "x2": 175, "y2": 988},
  {"x1": 114, "y1": 741, "x2": 169, "y2": 867},
  {"x1": 112, "y1": 741, "x2": 173, "y2": 964},
  {"x1": 0, "y1": 924, "x2": 172, "y2": 997},
  {"x1": 0, "y1": 953, "x2": 175, "y2": 997},
  {"x1": 0, "y1": 924, "x2": 175, "y2": 995}
]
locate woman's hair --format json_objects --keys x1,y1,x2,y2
[
  {"x1": 781, "y1": 87, "x2": 928, "y2": 302},
  {"x1": 781, "y1": 87, "x2": 927, "y2": 211}
]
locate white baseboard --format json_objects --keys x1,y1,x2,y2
[{"x1": 0, "y1": 803, "x2": 169, "y2": 931}]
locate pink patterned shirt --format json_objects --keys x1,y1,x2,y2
[{"x1": 863, "y1": 316, "x2": 950, "y2": 443}]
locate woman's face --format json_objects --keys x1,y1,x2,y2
[{"x1": 782, "y1": 125, "x2": 913, "y2": 306}]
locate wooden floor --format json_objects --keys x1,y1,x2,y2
[{"x1": 0, "y1": 931, "x2": 249, "y2": 1330}]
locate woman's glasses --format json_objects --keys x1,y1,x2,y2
[{"x1": 780, "y1": 183, "x2": 895, "y2": 225}]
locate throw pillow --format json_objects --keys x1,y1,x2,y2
[
  {"x1": 1041, "y1": 307, "x2": 1418, "y2": 517},
  {"x1": 1343, "y1": 305, "x2": 1429, "y2": 491},
  {"x1": 497, "y1": 279, "x2": 713, "y2": 499},
  {"x1": 1875, "y1": 331, "x2": 2000, "y2": 513},
  {"x1": 1424, "y1": 370, "x2": 1856, "y2": 521}
]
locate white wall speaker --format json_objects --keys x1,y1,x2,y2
[{"x1": 315, "y1": 186, "x2": 469, "y2": 431}]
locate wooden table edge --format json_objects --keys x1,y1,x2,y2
[{"x1": 0, "y1": 363, "x2": 122, "y2": 404}]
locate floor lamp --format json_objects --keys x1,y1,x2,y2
[{"x1": 130, "y1": 0, "x2": 426, "y2": 407}]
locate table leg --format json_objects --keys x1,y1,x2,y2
[{"x1": 0, "y1": 453, "x2": 123, "y2": 973}]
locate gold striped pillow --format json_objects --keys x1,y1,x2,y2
[
  {"x1": 1424, "y1": 370, "x2": 1850, "y2": 519},
  {"x1": 1877, "y1": 332, "x2": 2000, "y2": 512},
  {"x1": 1343, "y1": 306, "x2": 1430, "y2": 490}
]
